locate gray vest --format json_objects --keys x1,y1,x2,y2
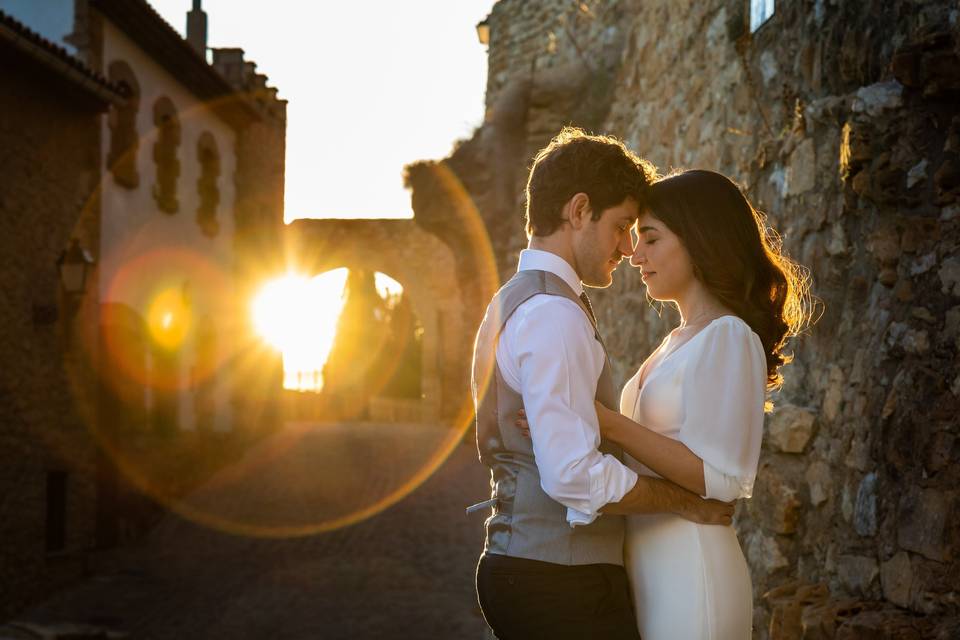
[{"x1": 471, "y1": 269, "x2": 625, "y2": 566}]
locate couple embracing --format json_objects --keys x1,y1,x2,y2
[{"x1": 470, "y1": 128, "x2": 810, "y2": 639}]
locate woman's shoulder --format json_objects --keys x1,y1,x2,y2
[
  {"x1": 705, "y1": 314, "x2": 760, "y2": 343},
  {"x1": 691, "y1": 315, "x2": 765, "y2": 364},
  {"x1": 679, "y1": 316, "x2": 767, "y2": 388}
]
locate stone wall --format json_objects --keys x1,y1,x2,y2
[
  {"x1": 420, "y1": 0, "x2": 960, "y2": 637},
  {"x1": 0, "y1": 53, "x2": 104, "y2": 620}
]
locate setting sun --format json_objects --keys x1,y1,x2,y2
[
  {"x1": 252, "y1": 270, "x2": 350, "y2": 392},
  {"x1": 251, "y1": 270, "x2": 408, "y2": 393}
]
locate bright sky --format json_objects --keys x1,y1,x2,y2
[{"x1": 150, "y1": 0, "x2": 495, "y2": 222}]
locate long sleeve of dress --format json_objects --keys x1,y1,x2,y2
[{"x1": 677, "y1": 318, "x2": 767, "y2": 501}]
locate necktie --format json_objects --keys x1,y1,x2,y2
[{"x1": 579, "y1": 291, "x2": 597, "y2": 325}]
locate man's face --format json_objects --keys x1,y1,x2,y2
[{"x1": 573, "y1": 198, "x2": 639, "y2": 288}]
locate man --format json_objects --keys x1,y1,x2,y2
[{"x1": 471, "y1": 128, "x2": 734, "y2": 639}]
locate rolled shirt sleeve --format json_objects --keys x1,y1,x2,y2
[{"x1": 500, "y1": 296, "x2": 638, "y2": 526}]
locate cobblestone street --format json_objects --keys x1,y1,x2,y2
[{"x1": 11, "y1": 423, "x2": 491, "y2": 640}]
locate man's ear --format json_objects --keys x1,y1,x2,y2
[{"x1": 567, "y1": 192, "x2": 591, "y2": 230}]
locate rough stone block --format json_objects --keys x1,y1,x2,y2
[
  {"x1": 853, "y1": 472, "x2": 878, "y2": 537},
  {"x1": 844, "y1": 435, "x2": 872, "y2": 472},
  {"x1": 747, "y1": 530, "x2": 790, "y2": 573},
  {"x1": 768, "y1": 405, "x2": 817, "y2": 453},
  {"x1": 764, "y1": 580, "x2": 829, "y2": 640},
  {"x1": 897, "y1": 488, "x2": 954, "y2": 561},
  {"x1": 834, "y1": 608, "x2": 930, "y2": 640},
  {"x1": 851, "y1": 81, "x2": 904, "y2": 117},
  {"x1": 901, "y1": 329, "x2": 930, "y2": 354},
  {"x1": 880, "y1": 551, "x2": 913, "y2": 608},
  {"x1": 805, "y1": 461, "x2": 832, "y2": 507},
  {"x1": 933, "y1": 157, "x2": 960, "y2": 204},
  {"x1": 867, "y1": 225, "x2": 902, "y2": 266},
  {"x1": 942, "y1": 306, "x2": 960, "y2": 345},
  {"x1": 752, "y1": 463, "x2": 804, "y2": 535},
  {"x1": 826, "y1": 222, "x2": 849, "y2": 257},
  {"x1": 822, "y1": 365, "x2": 845, "y2": 423},
  {"x1": 785, "y1": 138, "x2": 816, "y2": 196},
  {"x1": 906, "y1": 159, "x2": 929, "y2": 189},
  {"x1": 837, "y1": 554, "x2": 879, "y2": 595},
  {"x1": 799, "y1": 597, "x2": 874, "y2": 640},
  {"x1": 938, "y1": 258, "x2": 960, "y2": 297},
  {"x1": 909, "y1": 253, "x2": 937, "y2": 276}
]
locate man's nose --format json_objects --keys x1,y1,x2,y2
[{"x1": 618, "y1": 232, "x2": 634, "y2": 257}]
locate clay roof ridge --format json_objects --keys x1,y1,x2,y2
[
  {"x1": 0, "y1": 8, "x2": 125, "y2": 97},
  {"x1": 90, "y1": 0, "x2": 283, "y2": 123}
]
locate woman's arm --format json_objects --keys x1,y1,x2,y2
[{"x1": 596, "y1": 401, "x2": 706, "y2": 496}]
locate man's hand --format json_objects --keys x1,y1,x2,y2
[
  {"x1": 603, "y1": 474, "x2": 735, "y2": 525},
  {"x1": 515, "y1": 409, "x2": 529, "y2": 437},
  {"x1": 676, "y1": 497, "x2": 735, "y2": 526}
]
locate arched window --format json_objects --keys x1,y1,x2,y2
[
  {"x1": 152, "y1": 97, "x2": 180, "y2": 214},
  {"x1": 106, "y1": 60, "x2": 140, "y2": 188},
  {"x1": 196, "y1": 132, "x2": 220, "y2": 237}
]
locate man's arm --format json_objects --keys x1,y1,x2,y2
[
  {"x1": 601, "y1": 475, "x2": 734, "y2": 525},
  {"x1": 508, "y1": 298, "x2": 638, "y2": 523},
  {"x1": 598, "y1": 403, "x2": 707, "y2": 496}
]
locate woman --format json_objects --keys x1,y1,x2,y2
[{"x1": 520, "y1": 169, "x2": 812, "y2": 638}]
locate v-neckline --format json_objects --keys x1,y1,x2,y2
[{"x1": 635, "y1": 315, "x2": 738, "y2": 393}]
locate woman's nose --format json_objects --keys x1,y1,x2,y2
[{"x1": 630, "y1": 248, "x2": 644, "y2": 267}]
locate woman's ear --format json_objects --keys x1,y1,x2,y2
[{"x1": 567, "y1": 192, "x2": 591, "y2": 230}]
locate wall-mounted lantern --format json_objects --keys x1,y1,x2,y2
[
  {"x1": 57, "y1": 239, "x2": 95, "y2": 296},
  {"x1": 476, "y1": 19, "x2": 490, "y2": 46}
]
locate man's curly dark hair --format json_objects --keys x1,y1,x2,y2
[{"x1": 524, "y1": 127, "x2": 658, "y2": 237}]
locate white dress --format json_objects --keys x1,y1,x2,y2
[{"x1": 619, "y1": 316, "x2": 767, "y2": 640}]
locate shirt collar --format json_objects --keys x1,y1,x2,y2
[{"x1": 517, "y1": 249, "x2": 584, "y2": 296}]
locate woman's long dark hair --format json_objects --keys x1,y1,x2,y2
[{"x1": 644, "y1": 170, "x2": 815, "y2": 398}]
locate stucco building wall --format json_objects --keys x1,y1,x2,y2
[{"x1": 98, "y1": 18, "x2": 239, "y2": 433}]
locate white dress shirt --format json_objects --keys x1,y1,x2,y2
[{"x1": 496, "y1": 249, "x2": 639, "y2": 526}]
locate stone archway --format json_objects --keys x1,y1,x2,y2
[{"x1": 283, "y1": 219, "x2": 466, "y2": 423}]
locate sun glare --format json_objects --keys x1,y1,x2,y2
[{"x1": 252, "y1": 269, "x2": 350, "y2": 392}]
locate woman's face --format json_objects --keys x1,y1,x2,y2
[{"x1": 629, "y1": 210, "x2": 696, "y2": 301}]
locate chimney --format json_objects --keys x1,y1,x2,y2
[
  {"x1": 186, "y1": 0, "x2": 207, "y2": 58},
  {"x1": 212, "y1": 48, "x2": 245, "y2": 87}
]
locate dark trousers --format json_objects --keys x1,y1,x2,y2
[{"x1": 476, "y1": 552, "x2": 641, "y2": 640}]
